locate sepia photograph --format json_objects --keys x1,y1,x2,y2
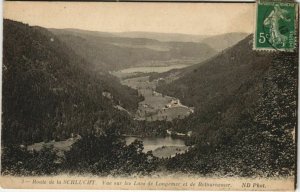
[{"x1": 1, "y1": 1, "x2": 298, "y2": 190}]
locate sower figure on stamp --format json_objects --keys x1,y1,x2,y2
[{"x1": 263, "y1": 4, "x2": 291, "y2": 47}]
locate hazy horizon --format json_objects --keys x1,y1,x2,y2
[
  {"x1": 49, "y1": 27, "x2": 250, "y2": 36},
  {"x1": 4, "y1": 2, "x2": 254, "y2": 36}
]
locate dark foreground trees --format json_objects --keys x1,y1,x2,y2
[
  {"x1": 1, "y1": 128, "x2": 159, "y2": 176},
  {"x1": 64, "y1": 127, "x2": 159, "y2": 175},
  {"x1": 1, "y1": 144, "x2": 59, "y2": 176}
]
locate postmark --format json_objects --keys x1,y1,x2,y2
[{"x1": 254, "y1": 0, "x2": 298, "y2": 52}]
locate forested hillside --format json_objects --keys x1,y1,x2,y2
[
  {"x1": 157, "y1": 36, "x2": 272, "y2": 114},
  {"x1": 157, "y1": 35, "x2": 297, "y2": 176},
  {"x1": 2, "y1": 19, "x2": 141, "y2": 145},
  {"x1": 51, "y1": 29, "x2": 217, "y2": 71}
]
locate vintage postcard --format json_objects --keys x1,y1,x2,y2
[{"x1": 1, "y1": 1, "x2": 299, "y2": 191}]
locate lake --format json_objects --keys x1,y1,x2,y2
[
  {"x1": 118, "y1": 64, "x2": 189, "y2": 73},
  {"x1": 115, "y1": 65, "x2": 193, "y2": 158},
  {"x1": 125, "y1": 136, "x2": 188, "y2": 158}
]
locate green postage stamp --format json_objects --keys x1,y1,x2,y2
[{"x1": 255, "y1": 0, "x2": 298, "y2": 51}]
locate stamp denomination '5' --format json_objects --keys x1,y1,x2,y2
[{"x1": 255, "y1": 0, "x2": 298, "y2": 51}]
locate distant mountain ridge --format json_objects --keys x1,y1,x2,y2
[
  {"x1": 114, "y1": 31, "x2": 208, "y2": 42},
  {"x1": 202, "y1": 32, "x2": 249, "y2": 51},
  {"x1": 52, "y1": 28, "x2": 248, "y2": 44},
  {"x1": 50, "y1": 28, "x2": 208, "y2": 42},
  {"x1": 50, "y1": 28, "x2": 218, "y2": 71}
]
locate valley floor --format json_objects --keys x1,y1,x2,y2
[{"x1": 113, "y1": 70, "x2": 194, "y2": 121}]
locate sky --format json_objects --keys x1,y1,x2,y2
[{"x1": 4, "y1": 2, "x2": 255, "y2": 35}]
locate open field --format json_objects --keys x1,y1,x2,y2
[
  {"x1": 119, "y1": 74, "x2": 193, "y2": 121},
  {"x1": 27, "y1": 135, "x2": 81, "y2": 157}
]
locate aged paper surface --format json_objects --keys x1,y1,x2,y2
[{"x1": 1, "y1": 1, "x2": 298, "y2": 191}]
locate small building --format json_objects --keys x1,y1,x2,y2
[
  {"x1": 102, "y1": 91, "x2": 113, "y2": 100},
  {"x1": 165, "y1": 99, "x2": 181, "y2": 108},
  {"x1": 166, "y1": 130, "x2": 172, "y2": 135}
]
